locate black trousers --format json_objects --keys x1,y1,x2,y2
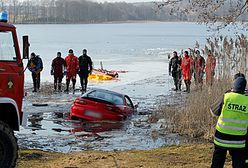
[
  {"x1": 80, "y1": 77, "x2": 88, "y2": 92},
  {"x1": 184, "y1": 80, "x2": 191, "y2": 93},
  {"x1": 54, "y1": 76, "x2": 63, "y2": 90},
  {"x1": 172, "y1": 71, "x2": 182, "y2": 90},
  {"x1": 211, "y1": 145, "x2": 247, "y2": 168},
  {"x1": 246, "y1": 144, "x2": 248, "y2": 167},
  {"x1": 66, "y1": 79, "x2": 76, "y2": 91},
  {"x1": 32, "y1": 72, "x2": 40, "y2": 91}
]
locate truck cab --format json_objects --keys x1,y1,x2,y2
[
  {"x1": 0, "y1": 11, "x2": 29, "y2": 168},
  {"x1": 0, "y1": 21, "x2": 24, "y2": 131}
]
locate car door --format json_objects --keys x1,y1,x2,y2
[{"x1": 124, "y1": 96, "x2": 134, "y2": 115}]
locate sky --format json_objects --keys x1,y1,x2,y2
[{"x1": 93, "y1": 0, "x2": 160, "y2": 3}]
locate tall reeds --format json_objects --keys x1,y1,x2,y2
[
  {"x1": 156, "y1": 35, "x2": 248, "y2": 140},
  {"x1": 157, "y1": 79, "x2": 231, "y2": 140},
  {"x1": 203, "y1": 34, "x2": 248, "y2": 78}
]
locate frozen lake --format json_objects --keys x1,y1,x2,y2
[
  {"x1": 16, "y1": 22, "x2": 212, "y2": 152},
  {"x1": 16, "y1": 22, "x2": 211, "y2": 88}
]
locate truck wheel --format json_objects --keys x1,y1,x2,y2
[{"x1": 0, "y1": 121, "x2": 18, "y2": 168}]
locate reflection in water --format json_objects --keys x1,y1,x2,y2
[
  {"x1": 50, "y1": 120, "x2": 124, "y2": 135},
  {"x1": 70, "y1": 121, "x2": 124, "y2": 133},
  {"x1": 28, "y1": 114, "x2": 43, "y2": 131}
]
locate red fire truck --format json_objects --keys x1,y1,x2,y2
[{"x1": 0, "y1": 11, "x2": 29, "y2": 167}]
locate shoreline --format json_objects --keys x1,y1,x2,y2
[{"x1": 17, "y1": 143, "x2": 232, "y2": 168}]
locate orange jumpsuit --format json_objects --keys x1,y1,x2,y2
[
  {"x1": 194, "y1": 56, "x2": 205, "y2": 84},
  {"x1": 65, "y1": 54, "x2": 79, "y2": 80},
  {"x1": 206, "y1": 54, "x2": 216, "y2": 85},
  {"x1": 181, "y1": 55, "x2": 191, "y2": 81}
]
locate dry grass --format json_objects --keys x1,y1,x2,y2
[
  {"x1": 17, "y1": 144, "x2": 232, "y2": 168},
  {"x1": 159, "y1": 34, "x2": 248, "y2": 140},
  {"x1": 155, "y1": 79, "x2": 232, "y2": 140}
]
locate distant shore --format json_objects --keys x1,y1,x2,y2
[{"x1": 14, "y1": 20, "x2": 195, "y2": 25}]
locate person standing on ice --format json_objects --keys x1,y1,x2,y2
[
  {"x1": 181, "y1": 51, "x2": 191, "y2": 93},
  {"x1": 194, "y1": 50, "x2": 205, "y2": 90},
  {"x1": 64, "y1": 49, "x2": 79, "y2": 94},
  {"x1": 169, "y1": 51, "x2": 182, "y2": 91},
  {"x1": 51, "y1": 52, "x2": 65, "y2": 92},
  {"x1": 78, "y1": 49, "x2": 93, "y2": 94},
  {"x1": 206, "y1": 50, "x2": 216, "y2": 86},
  {"x1": 28, "y1": 52, "x2": 43, "y2": 92}
]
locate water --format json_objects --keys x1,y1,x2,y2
[
  {"x1": 16, "y1": 22, "x2": 210, "y2": 87},
  {"x1": 16, "y1": 22, "x2": 210, "y2": 152}
]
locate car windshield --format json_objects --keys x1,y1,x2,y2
[{"x1": 86, "y1": 90, "x2": 124, "y2": 105}]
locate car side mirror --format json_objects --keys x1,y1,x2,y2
[{"x1": 22, "y1": 35, "x2": 29, "y2": 59}]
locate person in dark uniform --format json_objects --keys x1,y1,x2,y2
[
  {"x1": 210, "y1": 76, "x2": 248, "y2": 168},
  {"x1": 233, "y1": 73, "x2": 248, "y2": 167},
  {"x1": 169, "y1": 51, "x2": 182, "y2": 91},
  {"x1": 51, "y1": 52, "x2": 65, "y2": 92},
  {"x1": 78, "y1": 49, "x2": 93, "y2": 94},
  {"x1": 28, "y1": 52, "x2": 43, "y2": 92}
]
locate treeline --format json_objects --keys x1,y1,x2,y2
[{"x1": 0, "y1": 0, "x2": 189, "y2": 24}]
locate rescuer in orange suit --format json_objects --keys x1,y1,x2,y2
[
  {"x1": 194, "y1": 50, "x2": 205, "y2": 90},
  {"x1": 206, "y1": 50, "x2": 216, "y2": 86},
  {"x1": 64, "y1": 49, "x2": 79, "y2": 94},
  {"x1": 181, "y1": 51, "x2": 191, "y2": 93}
]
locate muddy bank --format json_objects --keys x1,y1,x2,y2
[
  {"x1": 17, "y1": 143, "x2": 232, "y2": 168},
  {"x1": 16, "y1": 74, "x2": 194, "y2": 152}
]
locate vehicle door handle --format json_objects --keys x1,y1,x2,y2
[{"x1": 0, "y1": 68, "x2": 5, "y2": 72}]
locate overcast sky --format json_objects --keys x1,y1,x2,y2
[{"x1": 93, "y1": 0, "x2": 160, "y2": 3}]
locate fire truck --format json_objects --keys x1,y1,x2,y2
[{"x1": 0, "y1": 11, "x2": 29, "y2": 167}]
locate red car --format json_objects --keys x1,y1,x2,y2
[{"x1": 70, "y1": 89, "x2": 135, "y2": 121}]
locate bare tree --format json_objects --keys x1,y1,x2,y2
[
  {"x1": 157, "y1": 0, "x2": 248, "y2": 29},
  {"x1": 3, "y1": 0, "x2": 189, "y2": 24}
]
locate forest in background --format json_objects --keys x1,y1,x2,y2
[{"x1": 0, "y1": 0, "x2": 192, "y2": 24}]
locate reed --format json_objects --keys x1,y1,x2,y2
[
  {"x1": 154, "y1": 34, "x2": 248, "y2": 140},
  {"x1": 156, "y1": 79, "x2": 231, "y2": 140}
]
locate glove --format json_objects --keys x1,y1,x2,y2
[
  {"x1": 63, "y1": 71, "x2": 67, "y2": 76},
  {"x1": 50, "y1": 70, "x2": 54, "y2": 75}
]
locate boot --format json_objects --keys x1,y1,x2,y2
[
  {"x1": 186, "y1": 80, "x2": 191, "y2": 93},
  {"x1": 178, "y1": 84, "x2": 181, "y2": 91},
  {"x1": 33, "y1": 82, "x2": 37, "y2": 92},
  {"x1": 72, "y1": 80, "x2": 76, "y2": 94},
  {"x1": 58, "y1": 83, "x2": 62, "y2": 92},
  {"x1": 64, "y1": 80, "x2": 69, "y2": 93},
  {"x1": 54, "y1": 83, "x2": 57, "y2": 91},
  {"x1": 175, "y1": 84, "x2": 178, "y2": 91}
]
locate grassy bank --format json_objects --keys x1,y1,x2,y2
[
  {"x1": 154, "y1": 79, "x2": 232, "y2": 140},
  {"x1": 17, "y1": 144, "x2": 232, "y2": 168}
]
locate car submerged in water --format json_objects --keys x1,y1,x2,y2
[{"x1": 70, "y1": 89, "x2": 135, "y2": 121}]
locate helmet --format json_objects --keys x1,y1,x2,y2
[
  {"x1": 233, "y1": 77, "x2": 247, "y2": 93},
  {"x1": 31, "y1": 52, "x2": 36, "y2": 57},
  {"x1": 234, "y1": 72, "x2": 245, "y2": 80}
]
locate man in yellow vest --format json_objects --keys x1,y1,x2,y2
[{"x1": 210, "y1": 76, "x2": 248, "y2": 168}]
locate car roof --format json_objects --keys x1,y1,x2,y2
[{"x1": 88, "y1": 88, "x2": 125, "y2": 97}]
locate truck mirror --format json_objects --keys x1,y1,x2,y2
[{"x1": 22, "y1": 36, "x2": 29, "y2": 59}]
